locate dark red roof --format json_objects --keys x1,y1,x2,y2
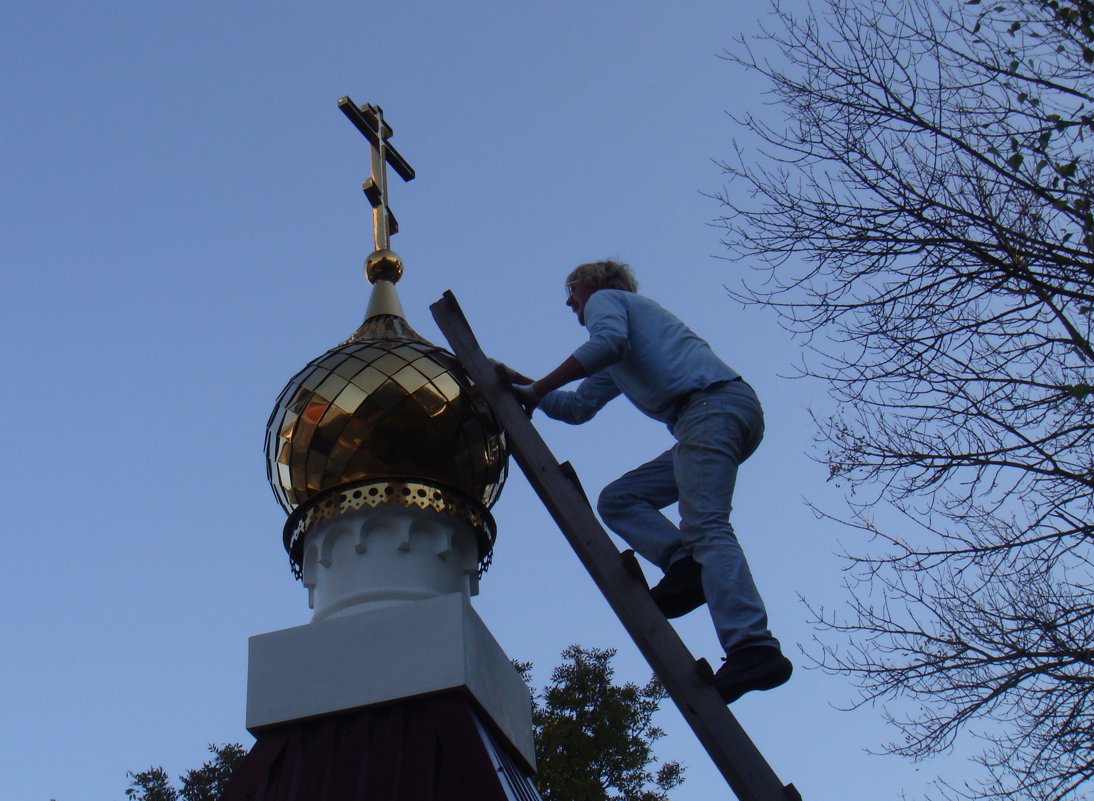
[{"x1": 222, "y1": 692, "x2": 540, "y2": 801}]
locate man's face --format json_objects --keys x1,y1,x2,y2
[{"x1": 565, "y1": 280, "x2": 596, "y2": 326}]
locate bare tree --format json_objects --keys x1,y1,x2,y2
[{"x1": 717, "y1": 1, "x2": 1094, "y2": 798}]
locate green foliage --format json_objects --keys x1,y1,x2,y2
[
  {"x1": 124, "y1": 744, "x2": 246, "y2": 801},
  {"x1": 517, "y1": 646, "x2": 684, "y2": 801},
  {"x1": 124, "y1": 768, "x2": 175, "y2": 801}
]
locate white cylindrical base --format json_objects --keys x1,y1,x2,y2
[{"x1": 300, "y1": 505, "x2": 481, "y2": 622}]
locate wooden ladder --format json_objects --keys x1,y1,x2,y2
[{"x1": 431, "y1": 291, "x2": 801, "y2": 801}]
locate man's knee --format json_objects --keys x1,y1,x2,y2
[
  {"x1": 596, "y1": 480, "x2": 630, "y2": 521},
  {"x1": 679, "y1": 516, "x2": 738, "y2": 551}
]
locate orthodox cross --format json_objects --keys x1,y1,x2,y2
[{"x1": 338, "y1": 96, "x2": 416, "y2": 252}]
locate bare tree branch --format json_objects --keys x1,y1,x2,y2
[{"x1": 720, "y1": 1, "x2": 1094, "y2": 798}]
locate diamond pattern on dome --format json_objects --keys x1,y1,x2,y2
[{"x1": 265, "y1": 338, "x2": 507, "y2": 514}]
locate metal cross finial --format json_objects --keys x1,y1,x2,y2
[{"x1": 338, "y1": 96, "x2": 416, "y2": 253}]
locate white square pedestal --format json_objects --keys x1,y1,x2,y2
[{"x1": 245, "y1": 592, "x2": 535, "y2": 768}]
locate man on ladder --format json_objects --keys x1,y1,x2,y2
[{"x1": 506, "y1": 259, "x2": 792, "y2": 704}]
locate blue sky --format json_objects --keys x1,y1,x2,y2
[{"x1": 2, "y1": 2, "x2": 969, "y2": 799}]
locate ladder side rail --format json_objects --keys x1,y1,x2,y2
[{"x1": 431, "y1": 291, "x2": 797, "y2": 801}]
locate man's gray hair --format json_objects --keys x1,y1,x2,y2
[{"x1": 567, "y1": 259, "x2": 639, "y2": 292}]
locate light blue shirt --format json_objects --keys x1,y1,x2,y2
[{"x1": 538, "y1": 290, "x2": 739, "y2": 426}]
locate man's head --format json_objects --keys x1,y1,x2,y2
[{"x1": 565, "y1": 259, "x2": 638, "y2": 325}]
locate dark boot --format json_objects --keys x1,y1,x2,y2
[
  {"x1": 649, "y1": 556, "x2": 705, "y2": 618},
  {"x1": 713, "y1": 645, "x2": 793, "y2": 703}
]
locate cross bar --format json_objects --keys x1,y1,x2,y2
[{"x1": 338, "y1": 96, "x2": 416, "y2": 182}]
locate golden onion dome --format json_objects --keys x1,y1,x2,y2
[{"x1": 265, "y1": 252, "x2": 508, "y2": 578}]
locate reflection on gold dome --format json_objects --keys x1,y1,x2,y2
[{"x1": 265, "y1": 330, "x2": 507, "y2": 514}]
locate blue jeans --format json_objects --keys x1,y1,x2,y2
[{"x1": 597, "y1": 380, "x2": 778, "y2": 655}]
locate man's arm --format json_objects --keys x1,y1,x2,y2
[
  {"x1": 514, "y1": 291, "x2": 627, "y2": 410},
  {"x1": 531, "y1": 355, "x2": 587, "y2": 397},
  {"x1": 536, "y1": 371, "x2": 621, "y2": 424},
  {"x1": 524, "y1": 292, "x2": 630, "y2": 399},
  {"x1": 509, "y1": 356, "x2": 587, "y2": 415}
]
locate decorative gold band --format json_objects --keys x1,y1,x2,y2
[{"x1": 282, "y1": 478, "x2": 497, "y2": 580}]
